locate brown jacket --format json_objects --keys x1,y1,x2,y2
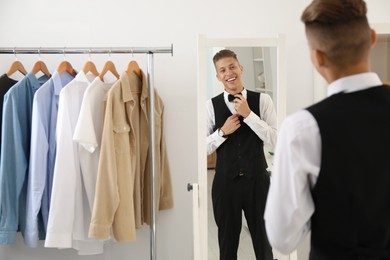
[{"x1": 89, "y1": 71, "x2": 173, "y2": 242}]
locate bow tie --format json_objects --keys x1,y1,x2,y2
[{"x1": 228, "y1": 93, "x2": 242, "y2": 102}]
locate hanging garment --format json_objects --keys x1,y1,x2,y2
[
  {"x1": 0, "y1": 74, "x2": 18, "y2": 158},
  {"x1": 44, "y1": 71, "x2": 105, "y2": 255},
  {"x1": 73, "y1": 76, "x2": 116, "y2": 214},
  {"x1": 24, "y1": 70, "x2": 75, "y2": 247},
  {"x1": 0, "y1": 72, "x2": 49, "y2": 244},
  {"x1": 89, "y1": 70, "x2": 173, "y2": 242}
]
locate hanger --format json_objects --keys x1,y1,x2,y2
[
  {"x1": 57, "y1": 48, "x2": 76, "y2": 77},
  {"x1": 7, "y1": 60, "x2": 27, "y2": 77},
  {"x1": 126, "y1": 60, "x2": 141, "y2": 78},
  {"x1": 83, "y1": 61, "x2": 99, "y2": 76},
  {"x1": 57, "y1": 61, "x2": 77, "y2": 76},
  {"x1": 7, "y1": 48, "x2": 27, "y2": 77},
  {"x1": 32, "y1": 60, "x2": 51, "y2": 78},
  {"x1": 32, "y1": 48, "x2": 51, "y2": 78},
  {"x1": 99, "y1": 60, "x2": 119, "y2": 81},
  {"x1": 82, "y1": 49, "x2": 99, "y2": 76},
  {"x1": 99, "y1": 50, "x2": 119, "y2": 81}
]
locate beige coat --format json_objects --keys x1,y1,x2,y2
[{"x1": 89, "y1": 71, "x2": 173, "y2": 242}]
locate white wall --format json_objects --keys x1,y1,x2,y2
[{"x1": 0, "y1": 0, "x2": 389, "y2": 259}]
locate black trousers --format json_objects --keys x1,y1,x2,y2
[{"x1": 212, "y1": 171, "x2": 273, "y2": 260}]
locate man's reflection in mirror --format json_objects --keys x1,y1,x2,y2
[{"x1": 206, "y1": 49, "x2": 277, "y2": 260}]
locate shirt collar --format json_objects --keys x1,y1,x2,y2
[
  {"x1": 74, "y1": 70, "x2": 96, "y2": 84},
  {"x1": 122, "y1": 70, "x2": 148, "y2": 103},
  {"x1": 52, "y1": 71, "x2": 62, "y2": 95},
  {"x1": 26, "y1": 71, "x2": 49, "y2": 91},
  {"x1": 92, "y1": 76, "x2": 114, "y2": 91},
  {"x1": 327, "y1": 72, "x2": 382, "y2": 97},
  {"x1": 223, "y1": 88, "x2": 247, "y2": 102}
]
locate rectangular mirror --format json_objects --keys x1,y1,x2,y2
[{"x1": 196, "y1": 34, "x2": 290, "y2": 260}]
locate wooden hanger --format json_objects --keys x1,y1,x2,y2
[
  {"x1": 6, "y1": 60, "x2": 27, "y2": 77},
  {"x1": 82, "y1": 60, "x2": 99, "y2": 76},
  {"x1": 57, "y1": 60, "x2": 76, "y2": 77},
  {"x1": 32, "y1": 60, "x2": 51, "y2": 78},
  {"x1": 99, "y1": 60, "x2": 120, "y2": 81},
  {"x1": 126, "y1": 60, "x2": 141, "y2": 78}
]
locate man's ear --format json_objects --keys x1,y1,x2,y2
[
  {"x1": 312, "y1": 49, "x2": 325, "y2": 68},
  {"x1": 370, "y1": 29, "x2": 377, "y2": 48},
  {"x1": 216, "y1": 73, "x2": 222, "y2": 82}
]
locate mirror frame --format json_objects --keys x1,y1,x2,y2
[{"x1": 196, "y1": 34, "x2": 289, "y2": 260}]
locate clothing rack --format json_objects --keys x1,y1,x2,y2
[
  {"x1": 0, "y1": 46, "x2": 173, "y2": 55},
  {"x1": 0, "y1": 45, "x2": 173, "y2": 260}
]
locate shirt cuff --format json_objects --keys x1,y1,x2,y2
[
  {"x1": 0, "y1": 230, "x2": 17, "y2": 244},
  {"x1": 213, "y1": 130, "x2": 226, "y2": 141},
  {"x1": 89, "y1": 224, "x2": 111, "y2": 240},
  {"x1": 243, "y1": 111, "x2": 257, "y2": 123}
]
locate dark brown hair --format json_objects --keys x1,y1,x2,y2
[
  {"x1": 301, "y1": 0, "x2": 371, "y2": 68},
  {"x1": 213, "y1": 49, "x2": 239, "y2": 66}
]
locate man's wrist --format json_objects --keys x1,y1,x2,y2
[
  {"x1": 218, "y1": 128, "x2": 228, "y2": 138},
  {"x1": 243, "y1": 110, "x2": 251, "y2": 118}
]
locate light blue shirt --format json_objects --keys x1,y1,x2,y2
[
  {"x1": 24, "y1": 71, "x2": 75, "y2": 247},
  {"x1": 0, "y1": 72, "x2": 49, "y2": 244}
]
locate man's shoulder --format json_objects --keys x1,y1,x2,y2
[
  {"x1": 247, "y1": 89, "x2": 260, "y2": 97},
  {"x1": 282, "y1": 109, "x2": 317, "y2": 134},
  {"x1": 210, "y1": 93, "x2": 224, "y2": 104},
  {"x1": 211, "y1": 92, "x2": 224, "y2": 99}
]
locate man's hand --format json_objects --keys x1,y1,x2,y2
[
  {"x1": 221, "y1": 114, "x2": 241, "y2": 136},
  {"x1": 233, "y1": 95, "x2": 251, "y2": 118}
]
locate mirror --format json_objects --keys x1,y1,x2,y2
[
  {"x1": 197, "y1": 35, "x2": 289, "y2": 260},
  {"x1": 370, "y1": 33, "x2": 390, "y2": 83}
]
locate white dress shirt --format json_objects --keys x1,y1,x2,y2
[
  {"x1": 45, "y1": 71, "x2": 104, "y2": 255},
  {"x1": 73, "y1": 77, "x2": 115, "y2": 212},
  {"x1": 264, "y1": 72, "x2": 383, "y2": 254},
  {"x1": 206, "y1": 88, "x2": 277, "y2": 155}
]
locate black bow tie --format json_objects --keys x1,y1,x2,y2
[{"x1": 228, "y1": 93, "x2": 242, "y2": 102}]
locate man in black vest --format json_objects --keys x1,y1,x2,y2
[
  {"x1": 206, "y1": 49, "x2": 277, "y2": 260},
  {"x1": 264, "y1": 0, "x2": 390, "y2": 259}
]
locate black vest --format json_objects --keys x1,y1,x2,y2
[
  {"x1": 306, "y1": 85, "x2": 390, "y2": 260},
  {"x1": 212, "y1": 90, "x2": 267, "y2": 179}
]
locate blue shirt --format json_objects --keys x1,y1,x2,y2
[
  {"x1": 24, "y1": 71, "x2": 74, "y2": 247},
  {"x1": 0, "y1": 72, "x2": 49, "y2": 244}
]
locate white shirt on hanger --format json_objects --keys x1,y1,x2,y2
[
  {"x1": 73, "y1": 76, "x2": 115, "y2": 211},
  {"x1": 44, "y1": 71, "x2": 105, "y2": 255}
]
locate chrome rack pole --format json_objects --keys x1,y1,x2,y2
[
  {"x1": 0, "y1": 45, "x2": 173, "y2": 55},
  {"x1": 147, "y1": 51, "x2": 157, "y2": 260}
]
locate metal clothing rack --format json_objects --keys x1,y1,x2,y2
[
  {"x1": 0, "y1": 45, "x2": 173, "y2": 260},
  {"x1": 0, "y1": 46, "x2": 173, "y2": 55}
]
